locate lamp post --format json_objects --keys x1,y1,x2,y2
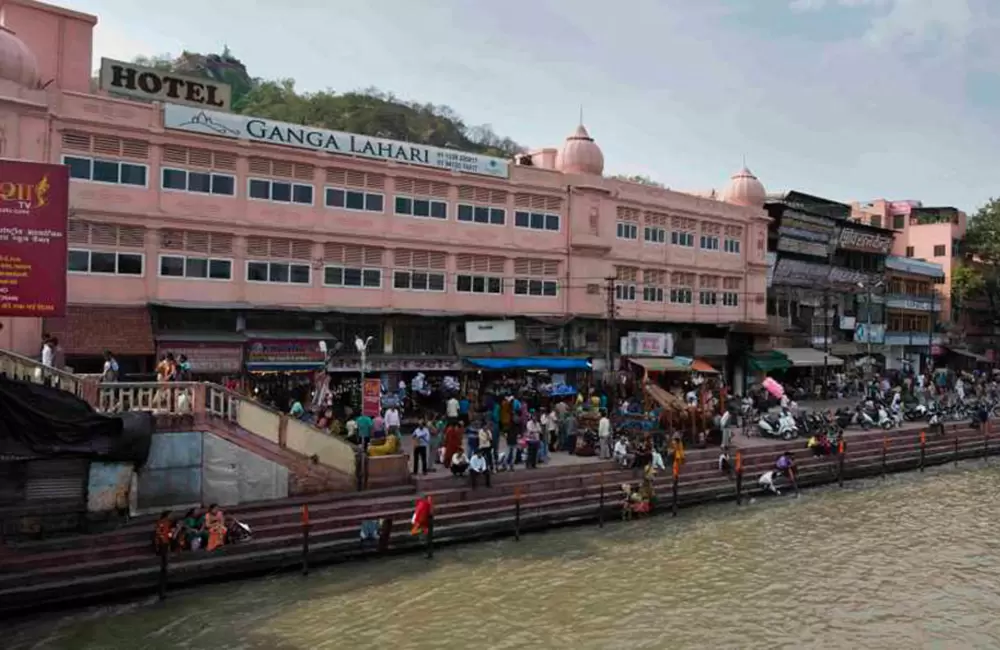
[
  {"x1": 857, "y1": 280, "x2": 884, "y2": 380},
  {"x1": 354, "y1": 335, "x2": 374, "y2": 411}
]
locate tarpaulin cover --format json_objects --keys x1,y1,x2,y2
[{"x1": 0, "y1": 376, "x2": 153, "y2": 464}]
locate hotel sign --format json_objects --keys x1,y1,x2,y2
[
  {"x1": 777, "y1": 237, "x2": 829, "y2": 258},
  {"x1": 163, "y1": 104, "x2": 510, "y2": 178},
  {"x1": 772, "y1": 258, "x2": 830, "y2": 287},
  {"x1": 100, "y1": 58, "x2": 232, "y2": 110},
  {"x1": 838, "y1": 227, "x2": 893, "y2": 255}
]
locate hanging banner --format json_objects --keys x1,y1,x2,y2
[{"x1": 362, "y1": 378, "x2": 382, "y2": 417}]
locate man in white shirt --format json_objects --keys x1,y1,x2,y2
[
  {"x1": 613, "y1": 438, "x2": 630, "y2": 468},
  {"x1": 411, "y1": 420, "x2": 430, "y2": 475},
  {"x1": 451, "y1": 450, "x2": 469, "y2": 476},
  {"x1": 759, "y1": 470, "x2": 780, "y2": 495},
  {"x1": 545, "y1": 408, "x2": 558, "y2": 451},
  {"x1": 446, "y1": 396, "x2": 460, "y2": 423},
  {"x1": 525, "y1": 416, "x2": 542, "y2": 469},
  {"x1": 384, "y1": 407, "x2": 401, "y2": 438},
  {"x1": 468, "y1": 450, "x2": 490, "y2": 488},
  {"x1": 41, "y1": 338, "x2": 54, "y2": 368},
  {"x1": 598, "y1": 410, "x2": 612, "y2": 459},
  {"x1": 477, "y1": 423, "x2": 493, "y2": 470}
]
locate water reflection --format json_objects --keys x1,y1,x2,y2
[{"x1": 7, "y1": 464, "x2": 1000, "y2": 650}]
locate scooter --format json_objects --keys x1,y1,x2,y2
[
  {"x1": 904, "y1": 403, "x2": 929, "y2": 421},
  {"x1": 760, "y1": 409, "x2": 799, "y2": 440},
  {"x1": 875, "y1": 404, "x2": 896, "y2": 430}
]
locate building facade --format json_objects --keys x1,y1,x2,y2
[{"x1": 0, "y1": 0, "x2": 769, "y2": 381}]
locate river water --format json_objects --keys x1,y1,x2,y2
[{"x1": 6, "y1": 463, "x2": 1000, "y2": 650}]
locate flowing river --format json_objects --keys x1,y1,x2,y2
[{"x1": 6, "y1": 463, "x2": 1000, "y2": 650}]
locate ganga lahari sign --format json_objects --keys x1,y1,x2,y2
[
  {"x1": 100, "y1": 58, "x2": 232, "y2": 110},
  {"x1": 0, "y1": 160, "x2": 69, "y2": 317},
  {"x1": 838, "y1": 227, "x2": 894, "y2": 255},
  {"x1": 163, "y1": 104, "x2": 510, "y2": 179}
]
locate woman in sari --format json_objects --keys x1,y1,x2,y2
[
  {"x1": 153, "y1": 511, "x2": 173, "y2": 555},
  {"x1": 204, "y1": 503, "x2": 227, "y2": 551},
  {"x1": 443, "y1": 420, "x2": 463, "y2": 468}
]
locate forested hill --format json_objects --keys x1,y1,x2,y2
[{"x1": 125, "y1": 49, "x2": 523, "y2": 158}]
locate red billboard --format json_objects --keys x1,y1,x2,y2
[{"x1": 0, "y1": 160, "x2": 69, "y2": 318}]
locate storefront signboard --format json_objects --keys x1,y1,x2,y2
[
  {"x1": 247, "y1": 340, "x2": 327, "y2": 365},
  {"x1": 164, "y1": 104, "x2": 509, "y2": 178},
  {"x1": 838, "y1": 227, "x2": 894, "y2": 255},
  {"x1": 772, "y1": 258, "x2": 830, "y2": 287},
  {"x1": 885, "y1": 296, "x2": 939, "y2": 312},
  {"x1": 156, "y1": 343, "x2": 243, "y2": 374},
  {"x1": 465, "y1": 320, "x2": 516, "y2": 344},
  {"x1": 828, "y1": 266, "x2": 878, "y2": 288},
  {"x1": 325, "y1": 357, "x2": 463, "y2": 373},
  {"x1": 100, "y1": 58, "x2": 232, "y2": 110},
  {"x1": 362, "y1": 378, "x2": 381, "y2": 417},
  {"x1": 855, "y1": 323, "x2": 886, "y2": 344},
  {"x1": 0, "y1": 160, "x2": 69, "y2": 318},
  {"x1": 624, "y1": 332, "x2": 674, "y2": 357}
]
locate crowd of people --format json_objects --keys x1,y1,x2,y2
[{"x1": 152, "y1": 504, "x2": 250, "y2": 555}]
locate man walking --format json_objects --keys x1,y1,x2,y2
[
  {"x1": 598, "y1": 409, "x2": 612, "y2": 459},
  {"x1": 411, "y1": 420, "x2": 430, "y2": 475}
]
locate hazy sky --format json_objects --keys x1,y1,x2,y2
[{"x1": 62, "y1": 0, "x2": 998, "y2": 212}]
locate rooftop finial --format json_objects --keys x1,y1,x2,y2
[
  {"x1": 579, "y1": 105, "x2": 584, "y2": 126},
  {"x1": 742, "y1": 153, "x2": 747, "y2": 168}
]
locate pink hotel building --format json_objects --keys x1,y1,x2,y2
[{"x1": 0, "y1": 0, "x2": 769, "y2": 387}]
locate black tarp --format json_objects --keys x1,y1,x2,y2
[{"x1": 0, "y1": 376, "x2": 153, "y2": 464}]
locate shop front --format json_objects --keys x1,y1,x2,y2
[
  {"x1": 463, "y1": 356, "x2": 591, "y2": 413},
  {"x1": 244, "y1": 335, "x2": 330, "y2": 411},
  {"x1": 323, "y1": 355, "x2": 465, "y2": 417},
  {"x1": 154, "y1": 338, "x2": 243, "y2": 379}
]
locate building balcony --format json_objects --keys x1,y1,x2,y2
[
  {"x1": 883, "y1": 332, "x2": 944, "y2": 347},
  {"x1": 884, "y1": 294, "x2": 941, "y2": 312}
]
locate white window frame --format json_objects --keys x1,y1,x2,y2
[
  {"x1": 670, "y1": 287, "x2": 693, "y2": 304},
  {"x1": 671, "y1": 231, "x2": 695, "y2": 248},
  {"x1": 722, "y1": 291, "x2": 740, "y2": 307},
  {"x1": 615, "y1": 283, "x2": 637, "y2": 301},
  {"x1": 245, "y1": 259, "x2": 312, "y2": 285},
  {"x1": 456, "y1": 273, "x2": 504, "y2": 294},
  {"x1": 324, "y1": 186, "x2": 385, "y2": 213},
  {"x1": 323, "y1": 265, "x2": 382, "y2": 289},
  {"x1": 394, "y1": 195, "x2": 449, "y2": 220},
  {"x1": 157, "y1": 254, "x2": 233, "y2": 281},
  {"x1": 160, "y1": 167, "x2": 236, "y2": 197},
  {"x1": 616, "y1": 222, "x2": 638, "y2": 240},
  {"x1": 699, "y1": 290, "x2": 718, "y2": 306},
  {"x1": 643, "y1": 286, "x2": 665, "y2": 303},
  {"x1": 392, "y1": 269, "x2": 447, "y2": 292},
  {"x1": 514, "y1": 210, "x2": 561, "y2": 232},
  {"x1": 699, "y1": 235, "x2": 720, "y2": 251},
  {"x1": 456, "y1": 203, "x2": 506, "y2": 226},
  {"x1": 513, "y1": 278, "x2": 559, "y2": 297},
  {"x1": 724, "y1": 238, "x2": 741, "y2": 254},
  {"x1": 67, "y1": 248, "x2": 145, "y2": 277},
  {"x1": 61, "y1": 154, "x2": 148, "y2": 188},
  {"x1": 247, "y1": 177, "x2": 315, "y2": 206},
  {"x1": 644, "y1": 226, "x2": 666, "y2": 244}
]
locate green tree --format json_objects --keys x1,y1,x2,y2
[
  {"x1": 956, "y1": 197, "x2": 1000, "y2": 320},
  {"x1": 610, "y1": 174, "x2": 664, "y2": 188}
]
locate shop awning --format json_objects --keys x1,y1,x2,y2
[
  {"x1": 465, "y1": 357, "x2": 591, "y2": 371},
  {"x1": 949, "y1": 348, "x2": 991, "y2": 363},
  {"x1": 773, "y1": 347, "x2": 844, "y2": 367},
  {"x1": 43, "y1": 305, "x2": 155, "y2": 356},
  {"x1": 629, "y1": 357, "x2": 690, "y2": 373},
  {"x1": 747, "y1": 350, "x2": 791, "y2": 372},
  {"x1": 691, "y1": 359, "x2": 719, "y2": 374}
]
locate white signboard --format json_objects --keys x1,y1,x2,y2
[
  {"x1": 625, "y1": 332, "x2": 674, "y2": 357},
  {"x1": 465, "y1": 320, "x2": 516, "y2": 344},
  {"x1": 163, "y1": 104, "x2": 510, "y2": 178}
]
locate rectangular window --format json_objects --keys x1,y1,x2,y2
[
  {"x1": 670, "y1": 288, "x2": 693, "y2": 304},
  {"x1": 325, "y1": 187, "x2": 385, "y2": 213},
  {"x1": 643, "y1": 286, "x2": 664, "y2": 302},
  {"x1": 457, "y1": 274, "x2": 504, "y2": 294},
  {"x1": 393, "y1": 270, "x2": 446, "y2": 292},
  {"x1": 699, "y1": 290, "x2": 717, "y2": 306},
  {"x1": 615, "y1": 284, "x2": 637, "y2": 301},
  {"x1": 699, "y1": 235, "x2": 720, "y2": 251},
  {"x1": 933, "y1": 244, "x2": 946, "y2": 257},
  {"x1": 616, "y1": 222, "x2": 638, "y2": 240},
  {"x1": 323, "y1": 265, "x2": 381, "y2": 288},
  {"x1": 870, "y1": 215, "x2": 882, "y2": 228},
  {"x1": 514, "y1": 211, "x2": 560, "y2": 232},
  {"x1": 62, "y1": 155, "x2": 147, "y2": 187},
  {"x1": 395, "y1": 196, "x2": 448, "y2": 219},
  {"x1": 722, "y1": 292, "x2": 739, "y2": 307},
  {"x1": 893, "y1": 215, "x2": 906, "y2": 230},
  {"x1": 723, "y1": 238, "x2": 741, "y2": 254},
  {"x1": 161, "y1": 167, "x2": 236, "y2": 196},
  {"x1": 248, "y1": 178, "x2": 314, "y2": 205},
  {"x1": 906, "y1": 246, "x2": 914, "y2": 257},
  {"x1": 246, "y1": 260, "x2": 311, "y2": 284},
  {"x1": 457, "y1": 203, "x2": 506, "y2": 225},
  {"x1": 671, "y1": 231, "x2": 695, "y2": 247},
  {"x1": 514, "y1": 279, "x2": 558, "y2": 297},
  {"x1": 159, "y1": 255, "x2": 232, "y2": 280},
  {"x1": 644, "y1": 227, "x2": 666, "y2": 244},
  {"x1": 67, "y1": 249, "x2": 144, "y2": 276}
]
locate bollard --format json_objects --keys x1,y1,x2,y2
[
  {"x1": 919, "y1": 431, "x2": 926, "y2": 472},
  {"x1": 986, "y1": 428, "x2": 990, "y2": 463},
  {"x1": 301, "y1": 504, "x2": 310, "y2": 576},
  {"x1": 837, "y1": 439, "x2": 845, "y2": 488},
  {"x1": 735, "y1": 451, "x2": 743, "y2": 506},
  {"x1": 882, "y1": 437, "x2": 889, "y2": 478},
  {"x1": 671, "y1": 461, "x2": 679, "y2": 517},
  {"x1": 598, "y1": 474, "x2": 605, "y2": 529},
  {"x1": 158, "y1": 547, "x2": 168, "y2": 601},
  {"x1": 514, "y1": 487, "x2": 522, "y2": 541},
  {"x1": 426, "y1": 513, "x2": 434, "y2": 559},
  {"x1": 955, "y1": 436, "x2": 960, "y2": 467}
]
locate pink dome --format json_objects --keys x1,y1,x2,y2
[
  {"x1": 556, "y1": 124, "x2": 604, "y2": 176},
  {"x1": 720, "y1": 166, "x2": 766, "y2": 208},
  {"x1": 0, "y1": 27, "x2": 40, "y2": 88}
]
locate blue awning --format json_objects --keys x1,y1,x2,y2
[{"x1": 466, "y1": 357, "x2": 592, "y2": 371}]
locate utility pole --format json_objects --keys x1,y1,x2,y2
[
  {"x1": 927, "y1": 284, "x2": 937, "y2": 373},
  {"x1": 866, "y1": 284, "x2": 873, "y2": 377},
  {"x1": 605, "y1": 276, "x2": 617, "y2": 402},
  {"x1": 822, "y1": 288, "x2": 830, "y2": 399}
]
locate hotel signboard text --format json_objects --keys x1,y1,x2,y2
[
  {"x1": 163, "y1": 104, "x2": 510, "y2": 178},
  {"x1": 100, "y1": 58, "x2": 232, "y2": 110},
  {"x1": 838, "y1": 227, "x2": 893, "y2": 255}
]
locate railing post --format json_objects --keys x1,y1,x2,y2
[
  {"x1": 919, "y1": 431, "x2": 926, "y2": 472},
  {"x1": 882, "y1": 437, "x2": 888, "y2": 478},
  {"x1": 514, "y1": 487, "x2": 522, "y2": 541},
  {"x1": 735, "y1": 451, "x2": 743, "y2": 506},
  {"x1": 301, "y1": 504, "x2": 310, "y2": 576},
  {"x1": 837, "y1": 439, "x2": 846, "y2": 487}
]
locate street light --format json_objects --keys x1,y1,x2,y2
[
  {"x1": 354, "y1": 335, "x2": 375, "y2": 404},
  {"x1": 857, "y1": 280, "x2": 885, "y2": 379}
]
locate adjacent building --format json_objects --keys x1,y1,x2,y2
[{"x1": 0, "y1": 0, "x2": 769, "y2": 385}]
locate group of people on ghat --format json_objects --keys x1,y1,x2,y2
[{"x1": 152, "y1": 504, "x2": 251, "y2": 555}]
